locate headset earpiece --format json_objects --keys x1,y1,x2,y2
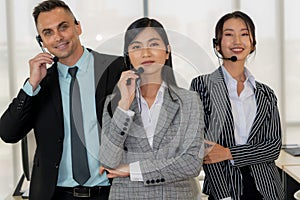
[
  {"x1": 36, "y1": 35, "x2": 43, "y2": 43},
  {"x1": 212, "y1": 38, "x2": 218, "y2": 48}
]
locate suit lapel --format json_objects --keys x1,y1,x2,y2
[
  {"x1": 47, "y1": 65, "x2": 64, "y2": 135},
  {"x1": 247, "y1": 83, "x2": 268, "y2": 142},
  {"x1": 152, "y1": 87, "x2": 179, "y2": 151},
  {"x1": 209, "y1": 68, "x2": 235, "y2": 147},
  {"x1": 129, "y1": 97, "x2": 153, "y2": 153}
]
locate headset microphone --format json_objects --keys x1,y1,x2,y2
[
  {"x1": 35, "y1": 35, "x2": 59, "y2": 63},
  {"x1": 52, "y1": 57, "x2": 59, "y2": 63},
  {"x1": 224, "y1": 56, "x2": 237, "y2": 62},
  {"x1": 126, "y1": 67, "x2": 144, "y2": 85},
  {"x1": 214, "y1": 49, "x2": 237, "y2": 62},
  {"x1": 217, "y1": 54, "x2": 237, "y2": 62}
]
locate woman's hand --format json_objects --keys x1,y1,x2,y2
[
  {"x1": 99, "y1": 164, "x2": 130, "y2": 178},
  {"x1": 117, "y1": 70, "x2": 139, "y2": 110},
  {"x1": 203, "y1": 140, "x2": 233, "y2": 164}
]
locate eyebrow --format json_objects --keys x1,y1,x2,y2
[
  {"x1": 41, "y1": 21, "x2": 69, "y2": 34},
  {"x1": 129, "y1": 37, "x2": 161, "y2": 46},
  {"x1": 223, "y1": 28, "x2": 249, "y2": 32}
]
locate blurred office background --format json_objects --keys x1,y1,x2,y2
[{"x1": 0, "y1": 0, "x2": 300, "y2": 198}]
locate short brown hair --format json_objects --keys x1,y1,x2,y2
[{"x1": 32, "y1": 0, "x2": 77, "y2": 26}]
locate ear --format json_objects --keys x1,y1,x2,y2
[
  {"x1": 75, "y1": 21, "x2": 82, "y2": 35},
  {"x1": 165, "y1": 45, "x2": 171, "y2": 59},
  {"x1": 250, "y1": 45, "x2": 256, "y2": 54},
  {"x1": 213, "y1": 38, "x2": 221, "y2": 52}
]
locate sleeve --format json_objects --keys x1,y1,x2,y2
[
  {"x1": 228, "y1": 91, "x2": 282, "y2": 167},
  {"x1": 22, "y1": 80, "x2": 41, "y2": 96},
  {"x1": 0, "y1": 89, "x2": 34, "y2": 143},
  {"x1": 99, "y1": 96, "x2": 135, "y2": 168}
]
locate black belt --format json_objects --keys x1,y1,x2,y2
[{"x1": 56, "y1": 186, "x2": 110, "y2": 198}]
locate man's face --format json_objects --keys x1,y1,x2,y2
[{"x1": 37, "y1": 7, "x2": 82, "y2": 65}]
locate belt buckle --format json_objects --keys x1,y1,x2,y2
[{"x1": 73, "y1": 187, "x2": 91, "y2": 198}]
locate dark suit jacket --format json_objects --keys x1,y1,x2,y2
[
  {"x1": 0, "y1": 50, "x2": 124, "y2": 200},
  {"x1": 190, "y1": 67, "x2": 285, "y2": 200}
]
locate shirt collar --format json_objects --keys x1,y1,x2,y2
[
  {"x1": 221, "y1": 65, "x2": 256, "y2": 89},
  {"x1": 137, "y1": 81, "x2": 167, "y2": 106},
  {"x1": 57, "y1": 46, "x2": 91, "y2": 78}
]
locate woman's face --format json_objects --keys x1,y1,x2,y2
[
  {"x1": 128, "y1": 27, "x2": 170, "y2": 77},
  {"x1": 219, "y1": 18, "x2": 254, "y2": 62}
]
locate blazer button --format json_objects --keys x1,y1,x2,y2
[
  {"x1": 120, "y1": 131, "x2": 125, "y2": 136},
  {"x1": 123, "y1": 146, "x2": 128, "y2": 151},
  {"x1": 123, "y1": 127, "x2": 127, "y2": 131},
  {"x1": 151, "y1": 180, "x2": 155, "y2": 184},
  {"x1": 156, "y1": 179, "x2": 160, "y2": 183},
  {"x1": 161, "y1": 178, "x2": 165, "y2": 182},
  {"x1": 58, "y1": 138, "x2": 63, "y2": 143},
  {"x1": 124, "y1": 122, "x2": 128, "y2": 126},
  {"x1": 125, "y1": 118, "x2": 130, "y2": 122},
  {"x1": 55, "y1": 163, "x2": 59, "y2": 169},
  {"x1": 146, "y1": 180, "x2": 150, "y2": 184}
]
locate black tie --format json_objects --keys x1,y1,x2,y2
[{"x1": 68, "y1": 67, "x2": 90, "y2": 185}]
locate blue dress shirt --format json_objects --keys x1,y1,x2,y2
[{"x1": 23, "y1": 47, "x2": 109, "y2": 187}]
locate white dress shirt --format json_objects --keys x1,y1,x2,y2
[{"x1": 220, "y1": 66, "x2": 257, "y2": 200}]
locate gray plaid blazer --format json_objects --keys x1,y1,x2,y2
[{"x1": 100, "y1": 85, "x2": 204, "y2": 200}]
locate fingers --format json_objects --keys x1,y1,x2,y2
[
  {"x1": 204, "y1": 140, "x2": 216, "y2": 145},
  {"x1": 99, "y1": 166, "x2": 105, "y2": 175},
  {"x1": 119, "y1": 70, "x2": 139, "y2": 87},
  {"x1": 117, "y1": 70, "x2": 139, "y2": 110},
  {"x1": 29, "y1": 52, "x2": 54, "y2": 67},
  {"x1": 99, "y1": 166, "x2": 114, "y2": 178}
]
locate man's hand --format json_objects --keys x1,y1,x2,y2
[
  {"x1": 28, "y1": 53, "x2": 54, "y2": 90},
  {"x1": 203, "y1": 140, "x2": 233, "y2": 164},
  {"x1": 99, "y1": 164, "x2": 130, "y2": 178}
]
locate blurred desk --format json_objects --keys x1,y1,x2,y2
[
  {"x1": 276, "y1": 150, "x2": 300, "y2": 169},
  {"x1": 276, "y1": 150, "x2": 300, "y2": 199},
  {"x1": 5, "y1": 195, "x2": 23, "y2": 200},
  {"x1": 284, "y1": 166, "x2": 300, "y2": 184}
]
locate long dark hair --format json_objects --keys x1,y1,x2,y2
[
  {"x1": 123, "y1": 17, "x2": 177, "y2": 87},
  {"x1": 214, "y1": 11, "x2": 256, "y2": 55}
]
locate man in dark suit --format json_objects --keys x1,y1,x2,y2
[{"x1": 0, "y1": 0, "x2": 124, "y2": 199}]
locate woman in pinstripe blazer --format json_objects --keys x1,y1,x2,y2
[
  {"x1": 99, "y1": 17, "x2": 205, "y2": 199},
  {"x1": 190, "y1": 11, "x2": 284, "y2": 200}
]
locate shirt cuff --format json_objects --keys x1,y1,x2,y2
[
  {"x1": 221, "y1": 197, "x2": 232, "y2": 200},
  {"x1": 129, "y1": 161, "x2": 143, "y2": 181},
  {"x1": 117, "y1": 106, "x2": 135, "y2": 117},
  {"x1": 22, "y1": 80, "x2": 41, "y2": 96}
]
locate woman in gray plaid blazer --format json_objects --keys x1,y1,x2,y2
[{"x1": 99, "y1": 17, "x2": 205, "y2": 199}]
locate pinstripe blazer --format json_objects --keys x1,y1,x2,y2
[
  {"x1": 99, "y1": 85, "x2": 205, "y2": 200},
  {"x1": 190, "y1": 67, "x2": 284, "y2": 200}
]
